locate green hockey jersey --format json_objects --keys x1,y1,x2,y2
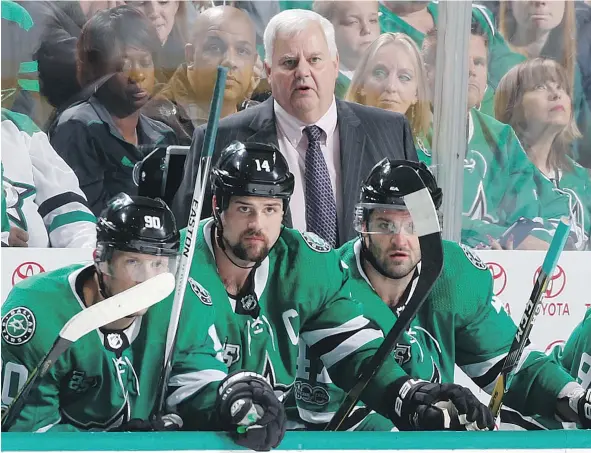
[
  {"x1": 554, "y1": 309, "x2": 591, "y2": 390},
  {"x1": 180, "y1": 219, "x2": 409, "y2": 424},
  {"x1": 531, "y1": 158, "x2": 591, "y2": 251},
  {"x1": 1, "y1": 264, "x2": 227, "y2": 432},
  {"x1": 417, "y1": 109, "x2": 554, "y2": 248},
  {"x1": 295, "y1": 239, "x2": 576, "y2": 429}
]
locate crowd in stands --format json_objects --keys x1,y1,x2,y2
[{"x1": 2, "y1": 0, "x2": 590, "y2": 251}]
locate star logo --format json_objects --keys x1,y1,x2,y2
[
  {"x1": 2, "y1": 307, "x2": 36, "y2": 345},
  {"x1": 3, "y1": 176, "x2": 35, "y2": 230}
]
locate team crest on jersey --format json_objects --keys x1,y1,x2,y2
[
  {"x1": 222, "y1": 343, "x2": 241, "y2": 367},
  {"x1": 459, "y1": 244, "x2": 487, "y2": 270},
  {"x1": 300, "y1": 231, "x2": 331, "y2": 253},
  {"x1": 1, "y1": 307, "x2": 36, "y2": 345},
  {"x1": 188, "y1": 277, "x2": 212, "y2": 305},
  {"x1": 393, "y1": 343, "x2": 412, "y2": 366}
]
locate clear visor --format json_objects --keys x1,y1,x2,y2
[
  {"x1": 98, "y1": 251, "x2": 180, "y2": 283},
  {"x1": 354, "y1": 203, "x2": 415, "y2": 235}
]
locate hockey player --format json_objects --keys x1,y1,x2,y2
[
  {"x1": 179, "y1": 141, "x2": 495, "y2": 433},
  {"x1": 295, "y1": 158, "x2": 591, "y2": 430},
  {"x1": 1, "y1": 193, "x2": 286, "y2": 449}
]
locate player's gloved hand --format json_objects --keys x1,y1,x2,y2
[
  {"x1": 109, "y1": 413, "x2": 183, "y2": 432},
  {"x1": 216, "y1": 371, "x2": 286, "y2": 451},
  {"x1": 568, "y1": 387, "x2": 591, "y2": 428},
  {"x1": 388, "y1": 378, "x2": 494, "y2": 431}
]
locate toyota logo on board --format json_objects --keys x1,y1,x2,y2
[
  {"x1": 486, "y1": 262, "x2": 507, "y2": 296},
  {"x1": 533, "y1": 265, "x2": 566, "y2": 299},
  {"x1": 545, "y1": 339, "x2": 565, "y2": 354},
  {"x1": 12, "y1": 262, "x2": 45, "y2": 285}
]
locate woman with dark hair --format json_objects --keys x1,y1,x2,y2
[
  {"x1": 498, "y1": 0, "x2": 591, "y2": 168},
  {"x1": 49, "y1": 5, "x2": 177, "y2": 216},
  {"x1": 495, "y1": 58, "x2": 591, "y2": 250}
]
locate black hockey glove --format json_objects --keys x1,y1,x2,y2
[
  {"x1": 568, "y1": 387, "x2": 591, "y2": 428},
  {"x1": 216, "y1": 371, "x2": 286, "y2": 451},
  {"x1": 109, "y1": 413, "x2": 183, "y2": 432},
  {"x1": 388, "y1": 378, "x2": 494, "y2": 431}
]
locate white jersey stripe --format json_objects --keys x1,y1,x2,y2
[
  {"x1": 320, "y1": 328, "x2": 383, "y2": 368},
  {"x1": 301, "y1": 316, "x2": 369, "y2": 346}
]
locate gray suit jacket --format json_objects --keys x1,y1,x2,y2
[{"x1": 172, "y1": 98, "x2": 418, "y2": 246}]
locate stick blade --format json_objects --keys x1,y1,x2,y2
[{"x1": 60, "y1": 272, "x2": 175, "y2": 342}]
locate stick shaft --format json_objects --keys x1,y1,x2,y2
[
  {"x1": 2, "y1": 337, "x2": 72, "y2": 430},
  {"x1": 155, "y1": 66, "x2": 228, "y2": 415},
  {"x1": 488, "y1": 218, "x2": 571, "y2": 420}
]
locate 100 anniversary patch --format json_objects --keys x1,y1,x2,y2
[{"x1": 2, "y1": 306, "x2": 36, "y2": 345}]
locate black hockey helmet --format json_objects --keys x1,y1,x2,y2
[
  {"x1": 354, "y1": 159, "x2": 442, "y2": 234},
  {"x1": 95, "y1": 193, "x2": 180, "y2": 260},
  {"x1": 211, "y1": 141, "x2": 295, "y2": 213},
  {"x1": 359, "y1": 159, "x2": 442, "y2": 208}
]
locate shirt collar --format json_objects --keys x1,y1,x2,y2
[
  {"x1": 274, "y1": 97, "x2": 338, "y2": 147},
  {"x1": 88, "y1": 95, "x2": 166, "y2": 146}
]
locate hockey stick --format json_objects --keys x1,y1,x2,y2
[
  {"x1": 1, "y1": 272, "x2": 175, "y2": 430},
  {"x1": 325, "y1": 165, "x2": 443, "y2": 431},
  {"x1": 488, "y1": 217, "x2": 571, "y2": 423},
  {"x1": 153, "y1": 66, "x2": 228, "y2": 416}
]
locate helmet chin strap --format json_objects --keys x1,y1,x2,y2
[
  {"x1": 95, "y1": 266, "x2": 113, "y2": 300},
  {"x1": 213, "y1": 209, "x2": 257, "y2": 270}
]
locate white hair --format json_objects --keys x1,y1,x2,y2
[{"x1": 263, "y1": 9, "x2": 338, "y2": 64}]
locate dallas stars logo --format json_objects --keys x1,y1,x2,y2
[
  {"x1": 2, "y1": 306, "x2": 36, "y2": 345},
  {"x1": 3, "y1": 176, "x2": 35, "y2": 230},
  {"x1": 262, "y1": 352, "x2": 293, "y2": 402}
]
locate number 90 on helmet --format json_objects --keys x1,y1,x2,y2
[
  {"x1": 94, "y1": 193, "x2": 181, "y2": 283},
  {"x1": 354, "y1": 159, "x2": 442, "y2": 235},
  {"x1": 211, "y1": 141, "x2": 295, "y2": 213}
]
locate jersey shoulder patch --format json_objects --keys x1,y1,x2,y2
[
  {"x1": 459, "y1": 243, "x2": 487, "y2": 270},
  {"x1": 2, "y1": 306, "x2": 36, "y2": 345},
  {"x1": 300, "y1": 231, "x2": 331, "y2": 253},
  {"x1": 188, "y1": 277, "x2": 212, "y2": 305}
]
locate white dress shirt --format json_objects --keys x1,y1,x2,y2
[{"x1": 274, "y1": 99, "x2": 342, "y2": 232}]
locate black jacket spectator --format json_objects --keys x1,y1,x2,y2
[{"x1": 50, "y1": 96, "x2": 176, "y2": 216}]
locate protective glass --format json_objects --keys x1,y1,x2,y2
[
  {"x1": 354, "y1": 203, "x2": 416, "y2": 235},
  {"x1": 99, "y1": 251, "x2": 180, "y2": 282}
]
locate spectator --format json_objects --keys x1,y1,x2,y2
[
  {"x1": 15, "y1": 1, "x2": 125, "y2": 129},
  {"x1": 127, "y1": 1, "x2": 189, "y2": 84},
  {"x1": 345, "y1": 32, "x2": 431, "y2": 150},
  {"x1": 495, "y1": 58, "x2": 591, "y2": 250},
  {"x1": 498, "y1": 0, "x2": 591, "y2": 168},
  {"x1": 312, "y1": 0, "x2": 380, "y2": 98},
  {"x1": 422, "y1": 25, "x2": 552, "y2": 250},
  {"x1": 143, "y1": 5, "x2": 258, "y2": 144},
  {"x1": 50, "y1": 5, "x2": 177, "y2": 217},
  {"x1": 173, "y1": 9, "x2": 417, "y2": 247},
  {"x1": 379, "y1": 1, "x2": 525, "y2": 90},
  {"x1": 2, "y1": 109, "x2": 97, "y2": 248},
  {"x1": 1, "y1": 3, "x2": 96, "y2": 248}
]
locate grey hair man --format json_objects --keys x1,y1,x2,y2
[{"x1": 173, "y1": 9, "x2": 418, "y2": 248}]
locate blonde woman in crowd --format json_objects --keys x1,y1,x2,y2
[
  {"x1": 495, "y1": 58, "x2": 591, "y2": 250},
  {"x1": 345, "y1": 32, "x2": 431, "y2": 145}
]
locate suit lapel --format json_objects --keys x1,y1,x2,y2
[
  {"x1": 245, "y1": 97, "x2": 293, "y2": 228},
  {"x1": 336, "y1": 100, "x2": 364, "y2": 244},
  {"x1": 246, "y1": 98, "x2": 279, "y2": 145}
]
